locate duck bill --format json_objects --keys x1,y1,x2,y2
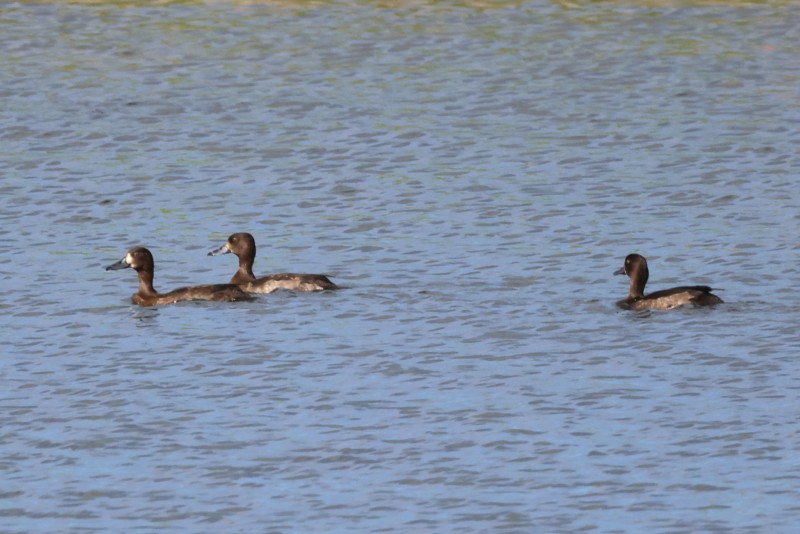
[
  {"x1": 105, "y1": 257, "x2": 131, "y2": 271},
  {"x1": 208, "y1": 243, "x2": 231, "y2": 256},
  {"x1": 613, "y1": 266, "x2": 626, "y2": 276}
]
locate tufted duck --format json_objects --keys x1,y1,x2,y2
[
  {"x1": 208, "y1": 232, "x2": 339, "y2": 293},
  {"x1": 614, "y1": 253, "x2": 723, "y2": 310},
  {"x1": 106, "y1": 246, "x2": 253, "y2": 306}
]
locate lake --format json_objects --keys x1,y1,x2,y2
[{"x1": 1, "y1": 0, "x2": 799, "y2": 532}]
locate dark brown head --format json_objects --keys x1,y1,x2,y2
[
  {"x1": 105, "y1": 246, "x2": 155, "y2": 274},
  {"x1": 614, "y1": 253, "x2": 649, "y2": 298},
  {"x1": 208, "y1": 233, "x2": 257, "y2": 284},
  {"x1": 208, "y1": 232, "x2": 256, "y2": 261}
]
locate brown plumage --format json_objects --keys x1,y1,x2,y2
[
  {"x1": 208, "y1": 232, "x2": 338, "y2": 294},
  {"x1": 614, "y1": 253, "x2": 723, "y2": 311},
  {"x1": 106, "y1": 246, "x2": 254, "y2": 306}
]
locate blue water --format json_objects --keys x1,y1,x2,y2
[{"x1": 1, "y1": 1, "x2": 799, "y2": 532}]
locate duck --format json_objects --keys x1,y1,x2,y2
[
  {"x1": 614, "y1": 253, "x2": 723, "y2": 310},
  {"x1": 106, "y1": 246, "x2": 254, "y2": 306},
  {"x1": 208, "y1": 232, "x2": 339, "y2": 294}
]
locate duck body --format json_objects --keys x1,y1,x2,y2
[
  {"x1": 209, "y1": 232, "x2": 338, "y2": 294},
  {"x1": 238, "y1": 273, "x2": 338, "y2": 294},
  {"x1": 614, "y1": 253, "x2": 723, "y2": 311},
  {"x1": 106, "y1": 247, "x2": 253, "y2": 306}
]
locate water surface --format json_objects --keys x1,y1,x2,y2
[{"x1": 1, "y1": 1, "x2": 799, "y2": 532}]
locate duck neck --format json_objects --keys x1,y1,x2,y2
[
  {"x1": 137, "y1": 269, "x2": 159, "y2": 296},
  {"x1": 237, "y1": 255, "x2": 257, "y2": 282},
  {"x1": 628, "y1": 266, "x2": 648, "y2": 299}
]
